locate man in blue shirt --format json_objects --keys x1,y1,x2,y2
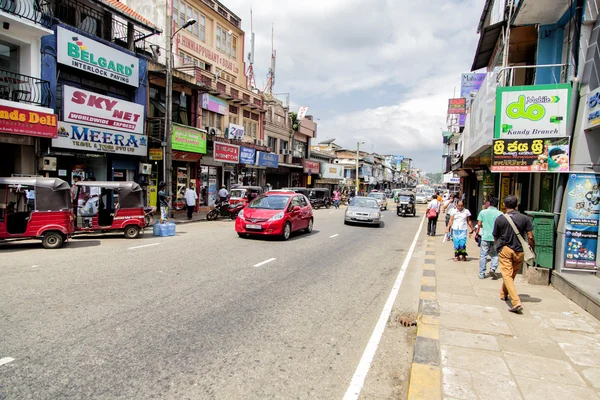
[{"x1": 476, "y1": 197, "x2": 503, "y2": 279}]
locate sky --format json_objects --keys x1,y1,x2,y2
[{"x1": 224, "y1": 0, "x2": 485, "y2": 172}]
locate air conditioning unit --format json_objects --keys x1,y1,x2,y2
[
  {"x1": 139, "y1": 163, "x2": 152, "y2": 175},
  {"x1": 281, "y1": 150, "x2": 290, "y2": 156},
  {"x1": 254, "y1": 139, "x2": 264, "y2": 146},
  {"x1": 38, "y1": 156, "x2": 57, "y2": 171}
]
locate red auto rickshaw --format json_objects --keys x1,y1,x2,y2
[
  {"x1": 229, "y1": 186, "x2": 263, "y2": 207},
  {"x1": 74, "y1": 181, "x2": 145, "y2": 239},
  {"x1": 0, "y1": 177, "x2": 74, "y2": 249}
]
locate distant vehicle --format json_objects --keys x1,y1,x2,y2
[
  {"x1": 235, "y1": 191, "x2": 313, "y2": 240},
  {"x1": 415, "y1": 192, "x2": 430, "y2": 204},
  {"x1": 308, "y1": 188, "x2": 332, "y2": 209},
  {"x1": 397, "y1": 191, "x2": 416, "y2": 217},
  {"x1": 228, "y1": 186, "x2": 263, "y2": 207},
  {"x1": 344, "y1": 196, "x2": 382, "y2": 227},
  {"x1": 368, "y1": 192, "x2": 388, "y2": 210}
]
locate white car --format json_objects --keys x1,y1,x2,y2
[{"x1": 415, "y1": 192, "x2": 431, "y2": 204}]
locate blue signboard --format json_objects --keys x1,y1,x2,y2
[
  {"x1": 240, "y1": 146, "x2": 256, "y2": 165},
  {"x1": 256, "y1": 151, "x2": 279, "y2": 168}
]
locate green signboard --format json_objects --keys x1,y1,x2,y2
[{"x1": 172, "y1": 123, "x2": 207, "y2": 154}]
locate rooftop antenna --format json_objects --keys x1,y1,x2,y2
[
  {"x1": 264, "y1": 24, "x2": 276, "y2": 94},
  {"x1": 245, "y1": 7, "x2": 256, "y2": 90}
]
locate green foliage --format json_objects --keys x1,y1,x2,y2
[{"x1": 289, "y1": 112, "x2": 299, "y2": 132}]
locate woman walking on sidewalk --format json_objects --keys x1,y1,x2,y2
[{"x1": 446, "y1": 201, "x2": 474, "y2": 261}]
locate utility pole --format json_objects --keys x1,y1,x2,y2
[{"x1": 355, "y1": 141, "x2": 366, "y2": 194}]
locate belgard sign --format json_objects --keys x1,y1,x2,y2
[{"x1": 57, "y1": 26, "x2": 139, "y2": 87}]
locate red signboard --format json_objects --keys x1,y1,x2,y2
[
  {"x1": 214, "y1": 142, "x2": 240, "y2": 164},
  {"x1": 447, "y1": 98, "x2": 467, "y2": 115},
  {"x1": 0, "y1": 105, "x2": 58, "y2": 138},
  {"x1": 304, "y1": 160, "x2": 321, "y2": 175}
]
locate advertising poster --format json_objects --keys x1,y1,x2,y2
[
  {"x1": 240, "y1": 146, "x2": 256, "y2": 165},
  {"x1": 256, "y1": 152, "x2": 279, "y2": 168},
  {"x1": 214, "y1": 142, "x2": 240, "y2": 163},
  {"x1": 448, "y1": 98, "x2": 467, "y2": 114},
  {"x1": 171, "y1": 123, "x2": 207, "y2": 154},
  {"x1": 491, "y1": 137, "x2": 570, "y2": 172},
  {"x1": 563, "y1": 173, "x2": 600, "y2": 271},
  {"x1": 460, "y1": 73, "x2": 486, "y2": 126}
]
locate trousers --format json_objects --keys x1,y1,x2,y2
[
  {"x1": 498, "y1": 246, "x2": 524, "y2": 307},
  {"x1": 427, "y1": 216, "x2": 438, "y2": 235}
]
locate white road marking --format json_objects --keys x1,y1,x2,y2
[
  {"x1": 128, "y1": 243, "x2": 161, "y2": 250},
  {"x1": 344, "y1": 215, "x2": 425, "y2": 400},
  {"x1": 253, "y1": 258, "x2": 276, "y2": 267},
  {"x1": 0, "y1": 357, "x2": 15, "y2": 366},
  {"x1": 329, "y1": 234, "x2": 339, "y2": 238},
  {"x1": 31, "y1": 265, "x2": 39, "y2": 268}
]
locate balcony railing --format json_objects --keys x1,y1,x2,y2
[
  {"x1": 0, "y1": 69, "x2": 51, "y2": 107},
  {"x1": 0, "y1": 0, "x2": 53, "y2": 28}
]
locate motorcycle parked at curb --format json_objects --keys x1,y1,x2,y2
[{"x1": 207, "y1": 200, "x2": 244, "y2": 221}]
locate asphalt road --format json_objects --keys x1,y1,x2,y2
[{"x1": 0, "y1": 204, "x2": 428, "y2": 399}]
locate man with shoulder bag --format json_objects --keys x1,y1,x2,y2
[{"x1": 492, "y1": 195, "x2": 535, "y2": 313}]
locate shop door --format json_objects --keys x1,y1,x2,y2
[{"x1": 113, "y1": 169, "x2": 126, "y2": 182}]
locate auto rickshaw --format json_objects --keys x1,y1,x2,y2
[
  {"x1": 283, "y1": 187, "x2": 309, "y2": 197},
  {"x1": 74, "y1": 181, "x2": 145, "y2": 239},
  {"x1": 229, "y1": 186, "x2": 263, "y2": 207},
  {"x1": 396, "y1": 190, "x2": 416, "y2": 217},
  {"x1": 308, "y1": 188, "x2": 332, "y2": 209},
  {"x1": 0, "y1": 177, "x2": 74, "y2": 249}
]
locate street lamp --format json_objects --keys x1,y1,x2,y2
[
  {"x1": 163, "y1": 18, "x2": 196, "y2": 199},
  {"x1": 356, "y1": 141, "x2": 366, "y2": 195}
]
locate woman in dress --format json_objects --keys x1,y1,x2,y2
[{"x1": 445, "y1": 201, "x2": 474, "y2": 261}]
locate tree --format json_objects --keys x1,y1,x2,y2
[
  {"x1": 426, "y1": 172, "x2": 443, "y2": 185},
  {"x1": 289, "y1": 112, "x2": 300, "y2": 132}
]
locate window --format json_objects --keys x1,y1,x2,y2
[
  {"x1": 187, "y1": 6, "x2": 193, "y2": 31},
  {"x1": 217, "y1": 25, "x2": 229, "y2": 55},
  {"x1": 230, "y1": 115, "x2": 238, "y2": 125},
  {"x1": 199, "y1": 15, "x2": 206, "y2": 42},
  {"x1": 268, "y1": 136, "x2": 277, "y2": 150},
  {"x1": 193, "y1": 11, "x2": 198, "y2": 36},
  {"x1": 216, "y1": 114, "x2": 223, "y2": 131},
  {"x1": 216, "y1": 25, "x2": 221, "y2": 51},
  {"x1": 179, "y1": 1, "x2": 186, "y2": 27},
  {"x1": 232, "y1": 36, "x2": 237, "y2": 59},
  {"x1": 280, "y1": 140, "x2": 288, "y2": 153},
  {"x1": 173, "y1": 0, "x2": 178, "y2": 24},
  {"x1": 0, "y1": 41, "x2": 19, "y2": 74}
]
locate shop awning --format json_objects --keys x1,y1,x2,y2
[
  {"x1": 471, "y1": 21, "x2": 505, "y2": 71},
  {"x1": 278, "y1": 163, "x2": 303, "y2": 169},
  {"x1": 173, "y1": 151, "x2": 202, "y2": 163}
]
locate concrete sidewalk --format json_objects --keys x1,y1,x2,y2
[{"x1": 408, "y1": 231, "x2": 600, "y2": 400}]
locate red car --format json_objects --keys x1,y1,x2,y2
[{"x1": 235, "y1": 191, "x2": 314, "y2": 240}]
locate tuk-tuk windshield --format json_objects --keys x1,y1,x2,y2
[
  {"x1": 399, "y1": 195, "x2": 413, "y2": 202},
  {"x1": 37, "y1": 187, "x2": 72, "y2": 211},
  {"x1": 230, "y1": 189, "x2": 246, "y2": 199},
  {"x1": 118, "y1": 190, "x2": 143, "y2": 208}
]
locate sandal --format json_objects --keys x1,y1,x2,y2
[{"x1": 508, "y1": 305, "x2": 523, "y2": 313}]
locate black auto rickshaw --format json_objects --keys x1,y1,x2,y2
[
  {"x1": 396, "y1": 191, "x2": 416, "y2": 217},
  {"x1": 283, "y1": 187, "x2": 309, "y2": 197},
  {"x1": 308, "y1": 188, "x2": 331, "y2": 209},
  {"x1": 229, "y1": 186, "x2": 263, "y2": 207}
]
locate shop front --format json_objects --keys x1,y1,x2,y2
[
  {"x1": 303, "y1": 160, "x2": 321, "y2": 188},
  {"x1": 316, "y1": 163, "x2": 344, "y2": 191},
  {"x1": 256, "y1": 151, "x2": 283, "y2": 188},
  {"x1": 170, "y1": 123, "x2": 206, "y2": 210},
  {"x1": 239, "y1": 146, "x2": 263, "y2": 187}
]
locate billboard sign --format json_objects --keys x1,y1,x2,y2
[
  {"x1": 256, "y1": 151, "x2": 278, "y2": 168},
  {"x1": 240, "y1": 146, "x2": 256, "y2": 165},
  {"x1": 172, "y1": 123, "x2": 206, "y2": 154},
  {"x1": 491, "y1": 137, "x2": 570, "y2": 172},
  {"x1": 448, "y1": 98, "x2": 467, "y2": 114},
  {"x1": 201, "y1": 93, "x2": 227, "y2": 115},
  {"x1": 460, "y1": 73, "x2": 486, "y2": 126},
  {"x1": 0, "y1": 105, "x2": 57, "y2": 138},
  {"x1": 214, "y1": 142, "x2": 239, "y2": 163}
]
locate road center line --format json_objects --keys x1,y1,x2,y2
[
  {"x1": 253, "y1": 258, "x2": 276, "y2": 267},
  {"x1": 129, "y1": 243, "x2": 161, "y2": 250},
  {"x1": 0, "y1": 357, "x2": 15, "y2": 366},
  {"x1": 329, "y1": 234, "x2": 339, "y2": 238},
  {"x1": 344, "y1": 215, "x2": 425, "y2": 400}
]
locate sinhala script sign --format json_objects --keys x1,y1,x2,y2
[
  {"x1": 495, "y1": 84, "x2": 571, "y2": 139},
  {"x1": 57, "y1": 26, "x2": 139, "y2": 87}
]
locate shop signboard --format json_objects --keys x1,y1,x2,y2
[
  {"x1": 256, "y1": 152, "x2": 278, "y2": 168},
  {"x1": 214, "y1": 142, "x2": 239, "y2": 163},
  {"x1": 321, "y1": 163, "x2": 344, "y2": 179},
  {"x1": 227, "y1": 123, "x2": 245, "y2": 140},
  {"x1": 584, "y1": 89, "x2": 600, "y2": 130},
  {"x1": 63, "y1": 86, "x2": 144, "y2": 134},
  {"x1": 563, "y1": 173, "x2": 600, "y2": 271},
  {"x1": 443, "y1": 173, "x2": 460, "y2": 184},
  {"x1": 0, "y1": 105, "x2": 58, "y2": 138},
  {"x1": 491, "y1": 137, "x2": 570, "y2": 172},
  {"x1": 240, "y1": 146, "x2": 256, "y2": 165},
  {"x1": 304, "y1": 160, "x2": 321, "y2": 175},
  {"x1": 447, "y1": 98, "x2": 466, "y2": 114},
  {"x1": 460, "y1": 73, "x2": 486, "y2": 126},
  {"x1": 52, "y1": 121, "x2": 147, "y2": 156},
  {"x1": 201, "y1": 93, "x2": 227, "y2": 115},
  {"x1": 149, "y1": 148, "x2": 162, "y2": 160},
  {"x1": 171, "y1": 123, "x2": 207, "y2": 154},
  {"x1": 495, "y1": 84, "x2": 571, "y2": 139},
  {"x1": 56, "y1": 26, "x2": 139, "y2": 87}
]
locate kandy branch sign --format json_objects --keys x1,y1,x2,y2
[
  {"x1": 57, "y1": 26, "x2": 139, "y2": 87},
  {"x1": 495, "y1": 84, "x2": 571, "y2": 139},
  {"x1": 63, "y1": 86, "x2": 144, "y2": 134},
  {"x1": 52, "y1": 121, "x2": 147, "y2": 156},
  {"x1": 0, "y1": 105, "x2": 58, "y2": 138}
]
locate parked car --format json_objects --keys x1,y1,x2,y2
[
  {"x1": 368, "y1": 192, "x2": 388, "y2": 210},
  {"x1": 344, "y1": 196, "x2": 382, "y2": 227},
  {"x1": 235, "y1": 191, "x2": 314, "y2": 240}
]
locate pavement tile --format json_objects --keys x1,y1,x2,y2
[
  {"x1": 496, "y1": 335, "x2": 566, "y2": 360},
  {"x1": 515, "y1": 376, "x2": 600, "y2": 400},
  {"x1": 472, "y1": 371, "x2": 522, "y2": 400},
  {"x1": 437, "y1": 286, "x2": 477, "y2": 295},
  {"x1": 546, "y1": 330, "x2": 600, "y2": 346},
  {"x1": 530, "y1": 311, "x2": 599, "y2": 333},
  {"x1": 504, "y1": 351, "x2": 586, "y2": 386},
  {"x1": 581, "y1": 368, "x2": 600, "y2": 389},
  {"x1": 439, "y1": 302, "x2": 513, "y2": 336},
  {"x1": 442, "y1": 367, "x2": 477, "y2": 400},
  {"x1": 440, "y1": 329, "x2": 500, "y2": 352},
  {"x1": 441, "y1": 345, "x2": 510, "y2": 375},
  {"x1": 559, "y1": 343, "x2": 600, "y2": 367},
  {"x1": 438, "y1": 292, "x2": 481, "y2": 306}
]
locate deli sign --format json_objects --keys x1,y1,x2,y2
[
  {"x1": 64, "y1": 86, "x2": 144, "y2": 134},
  {"x1": 0, "y1": 105, "x2": 58, "y2": 138},
  {"x1": 57, "y1": 26, "x2": 139, "y2": 87}
]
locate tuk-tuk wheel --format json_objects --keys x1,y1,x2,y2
[
  {"x1": 325, "y1": 203, "x2": 331, "y2": 209},
  {"x1": 42, "y1": 231, "x2": 64, "y2": 249},
  {"x1": 124, "y1": 225, "x2": 141, "y2": 239}
]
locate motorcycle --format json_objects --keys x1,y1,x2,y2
[{"x1": 207, "y1": 200, "x2": 244, "y2": 221}]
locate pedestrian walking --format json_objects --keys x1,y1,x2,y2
[
  {"x1": 333, "y1": 190, "x2": 341, "y2": 208},
  {"x1": 426, "y1": 194, "x2": 441, "y2": 236},
  {"x1": 184, "y1": 183, "x2": 198, "y2": 220},
  {"x1": 446, "y1": 201, "x2": 474, "y2": 261},
  {"x1": 158, "y1": 182, "x2": 170, "y2": 223},
  {"x1": 492, "y1": 195, "x2": 535, "y2": 313},
  {"x1": 476, "y1": 197, "x2": 502, "y2": 279},
  {"x1": 442, "y1": 194, "x2": 456, "y2": 238}
]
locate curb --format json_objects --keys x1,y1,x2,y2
[{"x1": 407, "y1": 235, "x2": 442, "y2": 400}]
